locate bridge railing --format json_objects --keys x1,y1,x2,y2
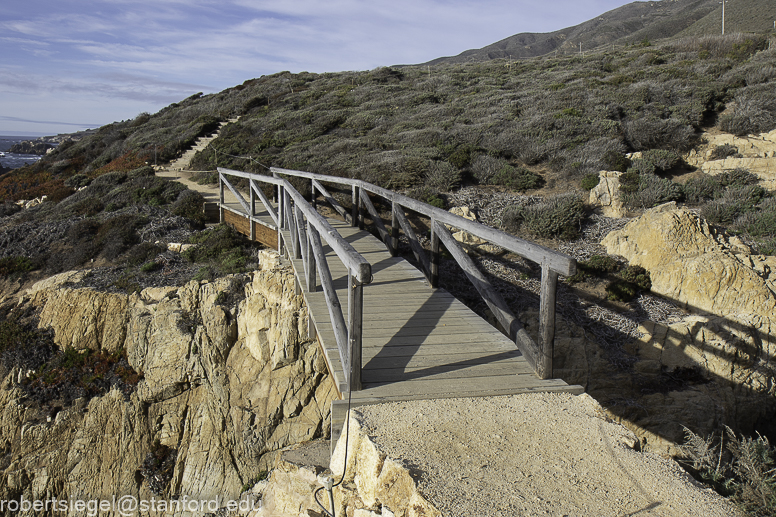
[
  {"x1": 218, "y1": 167, "x2": 371, "y2": 393},
  {"x1": 269, "y1": 167, "x2": 576, "y2": 380}
]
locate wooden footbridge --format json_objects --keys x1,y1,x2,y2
[{"x1": 215, "y1": 167, "x2": 583, "y2": 448}]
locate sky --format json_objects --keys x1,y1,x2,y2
[{"x1": 1, "y1": 0, "x2": 636, "y2": 137}]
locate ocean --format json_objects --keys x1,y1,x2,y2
[{"x1": 0, "y1": 136, "x2": 45, "y2": 170}]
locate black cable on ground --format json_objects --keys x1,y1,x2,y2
[{"x1": 314, "y1": 382, "x2": 353, "y2": 517}]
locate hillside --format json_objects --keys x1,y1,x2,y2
[{"x1": 422, "y1": 0, "x2": 775, "y2": 65}]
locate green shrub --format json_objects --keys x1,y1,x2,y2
[
  {"x1": 425, "y1": 161, "x2": 461, "y2": 191},
  {"x1": 171, "y1": 190, "x2": 206, "y2": 227},
  {"x1": 605, "y1": 280, "x2": 638, "y2": 302},
  {"x1": 621, "y1": 172, "x2": 682, "y2": 210},
  {"x1": 580, "y1": 173, "x2": 600, "y2": 191},
  {"x1": 682, "y1": 175, "x2": 723, "y2": 204},
  {"x1": 718, "y1": 168, "x2": 759, "y2": 188},
  {"x1": 505, "y1": 193, "x2": 586, "y2": 240},
  {"x1": 619, "y1": 265, "x2": 651, "y2": 291},
  {"x1": 601, "y1": 150, "x2": 630, "y2": 172},
  {"x1": 709, "y1": 144, "x2": 740, "y2": 160},
  {"x1": 492, "y1": 165, "x2": 543, "y2": 191},
  {"x1": 641, "y1": 149, "x2": 682, "y2": 171},
  {"x1": 680, "y1": 426, "x2": 776, "y2": 516},
  {"x1": 0, "y1": 256, "x2": 36, "y2": 277},
  {"x1": 183, "y1": 224, "x2": 256, "y2": 274}
]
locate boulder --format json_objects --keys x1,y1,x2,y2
[
  {"x1": 588, "y1": 170, "x2": 626, "y2": 218},
  {"x1": 601, "y1": 202, "x2": 775, "y2": 331}
]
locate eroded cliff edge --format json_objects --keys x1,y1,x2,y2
[{"x1": 0, "y1": 250, "x2": 337, "y2": 503}]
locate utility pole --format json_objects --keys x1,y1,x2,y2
[{"x1": 721, "y1": 0, "x2": 726, "y2": 35}]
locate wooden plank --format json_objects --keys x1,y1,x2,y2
[{"x1": 356, "y1": 376, "x2": 576, "y2": 398}]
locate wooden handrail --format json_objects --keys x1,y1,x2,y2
[{"x1": 269, "y1": 166, "x2": 577, "y2": 379}]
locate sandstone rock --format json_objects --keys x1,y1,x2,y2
[
  {"x1": 685, "y1": 129, "x2": 776, "y2": 190},
  {"x1": 37, "y1": 287, "x2": 129, "y2": 353},
  {"x1": 588, "y1": 170, "x2": 626, "y2": 218},
  {"x1": 0, "y1": 251, "x2": 337, "y2": 506},
  {"x1": 330, "y1": 414, "x2": 442, "y2": 517},
  {"x1": 448, "y1": 206, "x2": 488, "y2": 247},
  {"x1": 600, "y1": 202, "x2": 775, "y2": 330}
]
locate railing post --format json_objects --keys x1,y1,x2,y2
[
  {"x1": 277, "y1": 185, "x2": 285, "y2": 255},
  {"x1": 351, "y1": 185, "x2": 359, "y2": 227},
  {"x1": 306, "y1": 221, "x2": 317, "y2": 292},
  {"x1": 538, "y1": 265, "x2": 558, "y2": 380},
  {"x1": 348, "y1": 271, "x2": 363, "y2": 391},
  {"x1": 311, "y1": 179, "x2": 316, "y2": 210},
  {"x1": 249, "y1": 180, "x2": 256, "y2": 241},
  {"x1": 218, "y1": 172, "x2": 224, "y2": 223},
  {"x1": 390, "y1": 201, "x2": 399, "y2": 257},
  {"x1": 430, "y1": 217, "x2": 440, "y2": 288}
]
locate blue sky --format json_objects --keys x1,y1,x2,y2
[{"x1": 1, "y1": 0, "x2": 635, "y2": 136}]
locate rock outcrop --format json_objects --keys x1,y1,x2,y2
[
  {"x1": 686, "y1": 129, "x2": 776, "y2": 190},
  {"x1": 592, "y1": 202, "x2": 776, "y2": 451},
  {"x1": 601, "y1": 202, "x2": 776, "y2": 330},
  {"x1": 0, "y1": 250, "x2": 337, "y2": 505},
  {"x1": 588, "y1": 170, "x2": 626, "y2": 218}
]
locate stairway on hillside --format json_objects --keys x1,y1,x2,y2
[{"x1": 167, "y1": 117, "x2": 239, "y2": 171}]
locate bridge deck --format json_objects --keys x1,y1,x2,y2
[{"x1": 219, "y1": 202, "x2": 583, "y2": 446}]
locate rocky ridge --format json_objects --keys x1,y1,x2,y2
[{"x1": 0, "y1": 250, "x2": 336, "y2": 504}]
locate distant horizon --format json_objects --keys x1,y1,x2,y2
[{"x1": 0, "y1": 132, "x2": 55, "y2": 138}]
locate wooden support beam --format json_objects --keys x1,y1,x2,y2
[
  {"x1": 359, "y1": 189, "x2": 391, "y2": 253},
  {"x1": 221, "y1": 174, "x2": 251, "y2": 214},
  {"x1": 432, "y1": 220, "x2": 541, "y2": 372},
  {"x1": 313, "y1": 179, "x2": 349, "y2": 223},
  {"x1": 430, "y1": 219, "x2": 440, "y2": 288},
  {"x1": 305, "y1": 220, "x2": 317, "y2": 292},
  {"x1": 251, "y1": 179, "x2": 278, "y2": 226},
  {"x1": 394, "y1": 204, "x2": 432, "y2": 283},
  {"x1": 390, "y1": 201, "x2": 399, "y2": 258},
  {"x1": 351, "y1": 185, "x2": 359, "y2": 228},
  {"x1": 309, "y1": 225, "x2": 350, "y2": 376}
]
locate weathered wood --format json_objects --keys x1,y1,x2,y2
[
  {"x1": 306, "y1": 221, "x2": 317, "y2": 292},
  {"x1": 432, "y1": 220, "x2": 541, "y2": 371},
  {"x1": 351, "y1": 185, "x2": 358, "y2": 228},
  {"x1": 359, "y1": 189, "x2": 391, "y2": 252},
  {"x1": 313, "y1": 179, "x2": 349, "y2": 223},
  {"x1": 390, "y1": 201, "x2": 399, "y2": 257},
  {"x1": 287, "y1": 199, "x2": 299, "y2": 259},
  {"x1": 269, "y1": 167, "x2": 575, "y2": 276},
  {"x1": 221, "y1": 168, "x2": 372, "y2": 284},
  {"x1": 249, "y1": 182, "x2": 256, "y2": 240},
  {"x1": 393, "y1": 203, "x2": 432, "y2": 282},
  {"x1": 220, "y1": 174, "x2": 252, "y2": 215},
  {"x1": 309, "y1": 225, "x2": 350, "y2": 377},
  {"x1": 348, "y1": 272, "x2": 363, "y2": 392},
  {"x1": 219, "y1": 174, "x2": 225, "y2": 223},
  {"x1": 538, "y1": 266, "x2": 559, "y2": 380},
  {"x1": 251, "y1": 179, "x2": 278, "y2": 226},
  {"x1": 294, "y1": 206, "x2": 307, "y2": 267},
  {"x1": 430, "y1": 218, "x2": 440, "y2": 288}
]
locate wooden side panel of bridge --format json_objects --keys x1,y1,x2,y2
[{"x1": 220, "y1": 201, "x2": 583, "y2": 446}]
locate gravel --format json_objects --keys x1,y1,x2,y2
[{"x1": 357, "y1": 393, "x2": 737, "y2": 517}]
